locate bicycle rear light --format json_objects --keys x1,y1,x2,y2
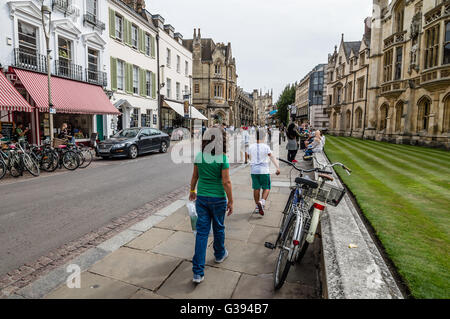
[
  {"x1": 313, "y1": 203, "x2": 325, "y2": 211},
  {"x1": 293, "y1": 240, "x2": 300, "y2": 246}
]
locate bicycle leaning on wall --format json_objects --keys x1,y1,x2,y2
[{"x1": 265, "y1": 157, "x2": 351, "y2": 289}]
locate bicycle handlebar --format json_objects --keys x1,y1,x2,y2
[{"x1": 278, "y1": 158, "x2": 351, "y2": 175}]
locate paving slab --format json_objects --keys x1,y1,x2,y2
[
  {"x1": 89, "y1": 247, "x2": 182, "y2": 291},
  {"x1": 44, "y1": 272, "x2": 139, "y2": 299},
  {"x1": 157, "y1": 261, "x2": 241, "y2": 299},
  {"x1": 129, "y1": 215, "x2": 166, "y2": 232},
  {"x1": 232, "y1": 273, "x2": 317, "y2": 299},
  {"x1": 152, "y1": 231, "x2": 212, "y2": 261},
  {"x1": 125, "y1": 228, "x2": 175, "y2": 251},
  {"x1": 155, "y1": 207, "x2": 187, "y2": 230},
  {"x1": 222, "y1": 216, "x2": 255, "y2": 242},
  {"x1": 97, "y1": 229, "x2": 143, "y2": 253},
  {"x1": 129, "y1": 289, "x2": 170, "y2": 299},
  {"x1": 247, "y1": 225, "x2": 278, "y2": 245},
  {"x1": 205, "y1": 239, "x2": 277, "y2": 275},
  {"x1": 154, "y1": 200, "x2": 187, "y2": 217},
  {"x1": 248, "y1": 210, "x2": 283, "y2": 228}
]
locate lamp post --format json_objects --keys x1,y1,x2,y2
[{"x1": 41, "y1": 4, "x2": 53, "y2": 143}]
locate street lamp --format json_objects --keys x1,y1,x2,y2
[{"x1": 41, "y1": 4, "x2": 53, "y2": 143}]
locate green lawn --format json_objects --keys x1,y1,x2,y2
[{"x1": 323, "y1": 135, "x2": 450, "y2": 299}]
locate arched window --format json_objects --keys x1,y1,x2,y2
[
  {"x1": 379, "y1": 104, "x2": 389, "y2": 131},
  {"x1": 214, "y1": 63, "x2": 221, "y2": 75},
  {"x1": 417, "y1": 97, "x2": 431, "y2": 131},
  {"x1": 394, "y1": 0, "x2": 405, "y2": 33},
  {"x1": 443, "y1": 95, "x2": 450, "y2": 133},
  {"x1": 355, "y1": 108, "x2": 363, "y2": 129},
  {"x1": 395, "y1": 101, "x2": 403, "y2": 132},
  {"x1": 346, "y1": 110, "x2": 351, "y2": 129}
]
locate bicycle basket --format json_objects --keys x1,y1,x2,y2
[
  {"x1": 52, "y1": 138, "x2": 66, "y2": 148},
  {"x1": 305, "y1": 182, "x2": 346, "y2": 207}
]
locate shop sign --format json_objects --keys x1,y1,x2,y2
[
  {"x1": 50, "y1": 108, "x2": 56, "y2": 114},
  {"x1": 184, "y1": 101, "x2": 189, "y2": 118}
]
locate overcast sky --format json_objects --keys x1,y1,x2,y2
[{"x1": 148, "y1": 0, "x2": 372, "y2": 102}]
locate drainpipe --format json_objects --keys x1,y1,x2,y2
[
  {"x1": 362, "y1": 63, "x2": 369, "y2": 139},
  {"x1": 351, "y1": 70, "x2": 356, "y2": 136},
  {"x1": 156, "y1": 34, "x2": 161, "y2": 130}
]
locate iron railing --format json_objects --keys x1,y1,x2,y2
[
  {"x1": 86, "y1": 69, "x2": 107, "y2": 87},
  {"x1": 12, "y1": 49, "x2": 107, "y2": 87},
  {"x1": 13, "y1": 48, "x2": 47, "y2": 73},
  {"x1": 83, "y1": 12, "x2": 105, "y2": 31},
  {"x1": 54, "y1": 60, "x2": 83, "y2": 81}
]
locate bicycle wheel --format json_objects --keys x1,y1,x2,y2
[
  {"x1": 0, "y1": 160, "x2": 6, "y2": 180},
  {"x1": 41, "y1": 150, "x2": 58, "y2": 172},
  {"x1": 8, "y1": 154, "x2": 22, "y2": 178},
  {"x1": 78, "y1": 149, "x2": 92, "y2": 168},
  {"x1": 23, "y1": 153, "x2": 40, "y2": 176},
  {"x1": 275, "y1": 189, "x2": 296, "y2": 246},
  {"x1": 274, "y1": 215, "x2": 295, "y2": 290},
  {"x1": 62, "y1": 151, "x2": 80, "y2": 170}
]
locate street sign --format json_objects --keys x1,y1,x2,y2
[{"x1": 50, "y1": 108, "x2": 56, "y2": 114}]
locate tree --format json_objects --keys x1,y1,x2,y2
[{"x1": 275, "y1": 83, "x2": 296, "y2": 126}]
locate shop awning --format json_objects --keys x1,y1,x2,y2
[
  {"x1": 163, "y1": 100, "x2": 207, "y2": 120},
  {"x1": 0, "y1": 71, "x2": 33, "y2": 112},
  {"x1": 13, "y1": 68, "x2": 120, "y2": 115}
]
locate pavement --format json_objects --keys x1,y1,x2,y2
[{"x1": 11, "y1": 145, "x2": 322, "y2": 299}]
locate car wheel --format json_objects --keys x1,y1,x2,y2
[
  {"x1": 160, "y1": 141, "x2": 168, "y2": 153},
  {"x1": 128, "y1": 145, "x2": 138, "y2": 159}
]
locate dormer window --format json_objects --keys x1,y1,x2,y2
[{"x1": 360, "y1": 52, "x2": 365, "y2": 66}]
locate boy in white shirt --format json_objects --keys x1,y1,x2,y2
[{"x1": 247, "y1": 128, "x2": 280, "y2": 216}]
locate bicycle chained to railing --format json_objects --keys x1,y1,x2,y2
[{"x1": 264, "y1": 157, "x2": 352, "y2": 289}]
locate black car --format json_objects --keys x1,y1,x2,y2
[{"x1": 97, "y1": 127, "x2": 170, "y2": 159}]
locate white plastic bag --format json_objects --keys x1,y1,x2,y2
[{"x1": 186, "y1": 201, "x2": 198, "y2": 232}]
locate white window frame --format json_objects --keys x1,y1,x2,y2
[
  {"x1": 145, "y1": 33, "x2": 151, "y2": 56},
  {"x1": 185, "y1": 61, "x2": 189, "y2": 76},
  {"x1": 146, "y1": 71, "x2": 152, "y2": 97},
  {"x1": 176, "y1": 55, "x2": 180, "y2": 73},
  {"x1": 166, "y1": 78, "x2": 171, "y2": 98},
  {"x1": 166, "y1": 48, "x2": 171, "y2": 67},
  {"x1": 117, "y1": 60, "x2": 124, "y2": 90},
  {"x1": 115, "y1": 14, "x2": 123, "y2": 40},
  {"x1": 133, "y1": 65, "x2": 139, "y2": 94},
  {"x1": 131, "y1": 24, "x2": 138, "y2": 49},
  {"x1": 176, "y1": 82, "x2": 181, "y2": 100}
]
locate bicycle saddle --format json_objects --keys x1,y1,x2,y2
[
  {"x1": 58, "y1": 145, "x2": 67, "y2": 149},
  {"x1": 295, "y1": 176, "x2": 318, "y2": 189}
]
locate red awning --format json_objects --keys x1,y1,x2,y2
[
  {"x1": 0, "y1": 71, "x2": 33, "y2": 112},
  {"x1": 13, "y1": 68, "x2": 120, "y2": 115}
]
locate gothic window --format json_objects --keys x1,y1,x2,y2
[
  {"x1": 424, "y1": 24, "x2": 440, "y2": 69},
  {"x1": 394, "y1": 0, "x2": 405, "y2": 33},
  {"x1": 360, "y1": 52, "x2": 365, "y2": 66},
  {"x1": 395, "y1": 101, "x2": 403, "y2": 132},
  {"x1": 444, "y1": 22, "x2": 450, "y2": 65},
  {"x1": 383, "y1": 49, "x2": 393, "y2": 82},
  {"x1": 346, "y1": 110, "x2": 351, "y2": 129},
  {"x1": 379, "y1": 104, "x2": 389, "y2": 131},
  {"x1": 358, "y1": 77, "x2": 365, "y2": 99},
  {"x1": 347, "y1": 81, "x2": 353, "y2": 101},
  {"x1": 355, "y1": 108, "x2": 363, "y2": 129},
  {"x1": 394, "y1": 46, "x2": 403, "y2": 80},
  {"x1": 444, "y1": 95, "x2": 450, "y2": 132},
  {"x1": 417, "y1": 97, "x2": 431, "y2": 132},
  {"x1": 215, "y1": 64, "x2": 221, "y2": 75}
]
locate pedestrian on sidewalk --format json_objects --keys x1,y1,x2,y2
[
  {"x1": 247, "y1": 128, "x2": 280, "y2": 216},
  {"x1": 242, "y1": 126, "x2": 249, "y2": 164},
  {"x1": 189, "y1": 127, "x2": 233, "y2": 284},
  {"x1": 286, "y1": 122, "x2": 301, "y2": 163}
]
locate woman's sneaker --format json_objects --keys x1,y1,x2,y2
[
  {"x1": 215, "y1": 249, "x2": 228, "y2": 263},
  {"x1": 193, "y1": 274, "x2": 204, "y2": 284}
]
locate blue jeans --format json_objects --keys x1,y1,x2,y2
[{"x1": 192, "y1": 195, "x2": 227, "y2": 277}]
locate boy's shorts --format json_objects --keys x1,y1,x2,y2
[{"x1": 251, "y1": 174, "x2": 271, "y2": 190}]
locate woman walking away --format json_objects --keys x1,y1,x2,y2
[
  {"x1": 286, "y1": 123, "x2": 300, "y2": 162},
  {"x1": 189, "y1": 127, "x2": 233, "y2": 284}
]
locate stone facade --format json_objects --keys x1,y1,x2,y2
[
  {"x1": 327, "y1": 0, "x2": 450, "y2": 149},
  {"x1": 252, "y1": 89, "x2": 273, "y2": 126},
  {"x1": 234, "y1": 87, "x2": 255, "y2": 126},
  {"x1": 326, "y1": 19, "x2": 371, "y2": 138},
  {"x1": 183, "y1": 29, "x2": 237, "y2": 126}
]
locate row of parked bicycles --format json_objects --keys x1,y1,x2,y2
[{"x1": 0, "y1": 140, "x2": 94, "y2": 180}]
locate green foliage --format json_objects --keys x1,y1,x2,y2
[{"x1": 275, "y1": 83, "x2": 296, "y2": 126}]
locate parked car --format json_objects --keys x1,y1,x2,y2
[{"x1": 96, "y1": 127, "x2": 170, "y2": 159}]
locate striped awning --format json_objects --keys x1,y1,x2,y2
[
  {"x1": 163, "y1": 100, "x2": 208, "y2": 120},
  {"x1": 0, "y1": 71, "x2": 33, "y2": 112},
  {"x1": 13, "y1": 68, "x2": 121, "y2": 115}
]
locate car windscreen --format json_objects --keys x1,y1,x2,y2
[{"x1": 113, "y1": 129, "x2": 140, "y2": 138}]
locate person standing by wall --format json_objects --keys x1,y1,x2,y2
[
  {"x1": 286, "y1": 122, "x2": 300, "y2": 162},
  {"x1": 189, "y1": 127, "x2": 233, "y2": 284}
]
